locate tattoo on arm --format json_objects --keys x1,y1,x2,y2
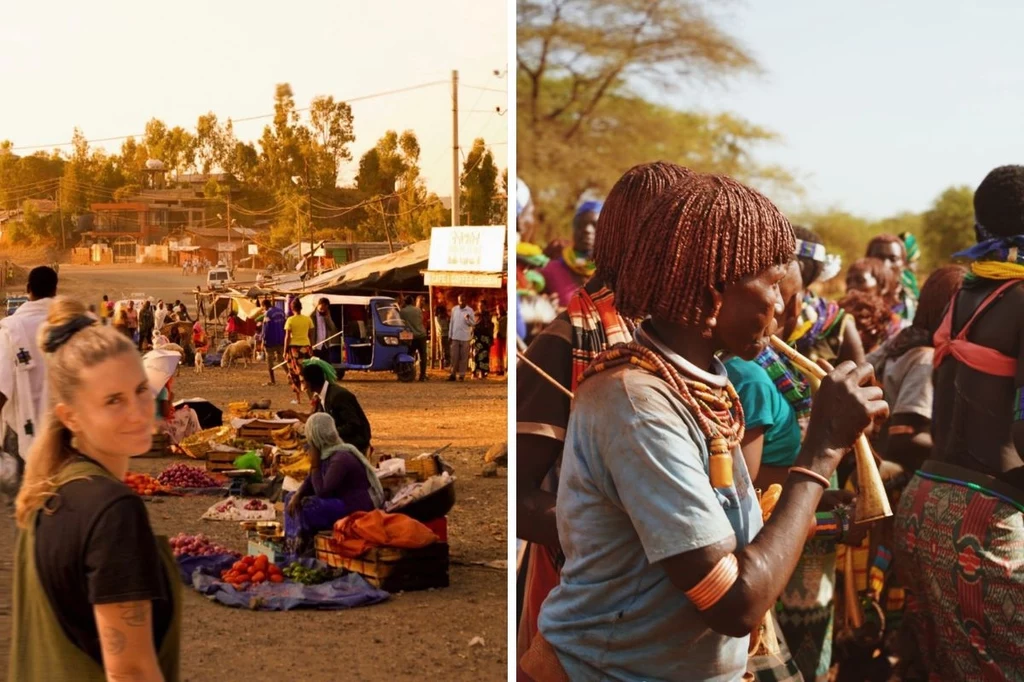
[
  {"x1": 100, "y1": 627, "x2": 127, "y2": 656},
  {"x1": 119, "y1": 602, "x2": 147, "y2": 627}
]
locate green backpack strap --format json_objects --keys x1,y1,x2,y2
[{"x1": 53, "y1": 458, "x2": 119, "y2": 488}]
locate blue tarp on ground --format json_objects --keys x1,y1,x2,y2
[{"x1": 176, "y1": 554, "x2": 390, "y2": 611}]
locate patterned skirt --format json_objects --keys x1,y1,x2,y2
[
  {"x1": 894, "y1": 463, "x2": 1024, "y2": 682},
  {"x1": 286, "y1": 345, "x2": 313, "y2": 395}
]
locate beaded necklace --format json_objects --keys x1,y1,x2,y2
[{"x1": 581, "y1": 341, "x2": 744, "y2": 488}]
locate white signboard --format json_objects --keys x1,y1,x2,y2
[
  {"x1": 428, "y1": 226, "x2": 505, "y2": 273},
  {"x1": 248, "y1": 244, "x2": 259, "y2": 255}
]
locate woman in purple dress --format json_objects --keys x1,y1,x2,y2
[{"x1": 284, "y1": 413, "x2": 384, "y2": 555}]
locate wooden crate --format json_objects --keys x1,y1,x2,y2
[
  {"x1": 314, "y1": 533, "x2": 449, "y2": 592},
  {"x1": 405, "y1": 455, "x2": 441, "y2": 482},
  {"x1": 206, "y1": 450, "x2": 239, "y2": 472},
  {"x1": 247, "y1": 533, "x2": 286, "y2": 564}
]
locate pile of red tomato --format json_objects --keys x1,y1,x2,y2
[{"x1": 220, "y1": 554, "x2": 284, "y2": 590}]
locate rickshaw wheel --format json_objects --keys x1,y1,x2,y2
[{"x1": 396, "y1": 362, "x2": 416, "y2": 383}]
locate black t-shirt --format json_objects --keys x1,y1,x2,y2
[{"x1": 34, "y1": 459, "x2": 172, "y2": 665}]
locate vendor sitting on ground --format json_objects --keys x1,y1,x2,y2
[
  {"x1": 192, "y1": 320, "x2": 209, "y2": 355},
  {"x1": 287, "y1": 362, "x2": 373, "y2": 456},
  {"x1": 144, "y1": 349, "x2": 201, "y2": 444},
  {"x1": 284, "y1": 413, "x2": 383, "y2": 555}
]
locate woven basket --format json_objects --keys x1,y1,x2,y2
[{"x1": 180, "y1": 425, "x2": 233, "y2": 459}]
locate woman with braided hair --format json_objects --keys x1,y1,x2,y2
[
  {"x1": 516, "y1": 161, "x2": 693, "y2": 665},
  {"x1": 519, "y1": 174, "x2": 888, "y2": 682}
]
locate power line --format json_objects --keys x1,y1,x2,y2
[
  {"x1": 8, "y1": 80, "x2": 449, "y2": 152},
  {"x1": 461, "y1": 84, "x2": 507, "y2": 94}
]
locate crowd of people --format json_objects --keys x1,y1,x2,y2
[
  {"x1": 181, "y1": 257, "x2": 213, "y2": 276},
  {"x1": 515, "y1": 163, "x2": 1024, "y2": 681}
]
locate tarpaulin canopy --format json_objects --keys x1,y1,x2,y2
[{"x1": 277, "y1": 240, "x2": 430, "y2": 294}]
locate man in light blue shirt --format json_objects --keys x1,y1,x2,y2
[{"x1": 447, "y1": 295, "x2": 475, "y2": 382}]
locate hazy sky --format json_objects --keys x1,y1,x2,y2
[
  {"x1": 0, "y1": 0, "x2": 508, "y2": 196},
  {"x1": 684, "y1": 0, "x2": 1024, "y2": 219}
]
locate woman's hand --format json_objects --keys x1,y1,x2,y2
[
  {"x1": 801, "y1": 361, "x2": 889, "y2": 478},
  {"x1": 307, "y1": 445, "x2": 321, "y2": 471}
]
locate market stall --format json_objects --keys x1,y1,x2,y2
[
  {"x1": 423, "y1": 226, "x2": 508, "y2": 371},
  {"x1": 133, "y1": 398, "x2": 460, "y2": 609}
]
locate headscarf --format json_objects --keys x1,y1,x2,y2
[
  {"x1": 575, "y1": 200, "x2": 603, "y2": 219},
  {"x1": 304, "y1": 413, "x2": 384, "y2": 509},
  {"x1": 302, "y1": 357, "x2": 338, "y2": 384}
]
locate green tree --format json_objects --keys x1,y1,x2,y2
[
  {"x1": 460, "y1": 138, "x2": 500, "y2": 225},
  {"x1": 308, "y1": 95, "x2": 355, "y2": 187},
  {"x1": 921, "y1": 186, "x2": 975, "y2": 270}
]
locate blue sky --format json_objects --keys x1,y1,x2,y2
[
  {"x1": 682, "y1": 1, "x2": 1024, "y2": 218},
  {"x1": 0, "y1": 0, "x2": 507, "y2": 196}
]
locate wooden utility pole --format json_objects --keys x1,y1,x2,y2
[
  {"x1": 305, "y1": 159, "x2": 313, "y2": 275},
  {"x1": 57, "y1": 179, "x2": 66, "y2": 252},
  {"x1": 452, "y1": 69, "x2": 460, "y2": 226}
]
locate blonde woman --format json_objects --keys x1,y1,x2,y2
[{"x1": 9, "y1": 298, "x2": 181, "y2": 682}]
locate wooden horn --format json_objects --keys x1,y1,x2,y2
[{"x1": 768, "y1": 337, "x2": 892, "y2": 524}]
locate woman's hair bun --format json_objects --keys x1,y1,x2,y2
[{"x1": 39, "y1": 298, "x2": 98, "y2": 353}]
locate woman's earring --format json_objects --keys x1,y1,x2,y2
[{"x1": 702, "y1": 300, "x2": 722, "y2": 339}]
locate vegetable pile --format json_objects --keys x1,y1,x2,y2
[
  {"x1": 124, "y1": 472, "x2": 173, "y2": 496},
  {"x1": 220, "y1": 554, "x2": 284, "y2": 589},
  {"x1": 282, "y1": 562, "x2": 340, "y2": 586},
  {"x1": 158, "y1": 463, "x2": 222, "y2": 489},
  {"x1": 243, "y1": 499, "x2": 268, "y2": 511},
  {"x1": 169, "y1": 533, "x2": 240, "y2": 558}
]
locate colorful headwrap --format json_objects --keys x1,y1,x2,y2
[
  {"x1": 516, "y1": 177, "x2": 531, "y2": 218},
  {"x1": 795, "y1": 239, "x2": 827, "y2": 263},
  {"x1": 795, "y1": 238, "x2": 842, "y2": 283},
  {"x1": 901, "y1": 232, "x2": 920, "y2": 264},
  {"x1": 575, "y1": 200, "x2": 603, "y2": 219},
  {"x1": 954, "y1": 232, "x2": 1024, "y2": 281}
]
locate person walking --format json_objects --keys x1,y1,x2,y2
[
  {"x1": 0, "y1": 266, "x2": 58, "y2": 496},
  {"x1": 495, "y1": 305, "x2": 508, "y2": 376},
  {"x1": 283, "y1": 298, "x2": 314, "y2": 404},
  {"x1": 448, "y1": 295, "x2": 475, "y2": 382},
  {"x1": 400, "y1": 295, "x2": 429, "y2": 381},
  {"x1": 260, "y1": 299, "x2": 286, "y2": 386},
  {"x1": 138, "y1": 301, "x2": 155, "y2": 351},
  {"x1": 153, "y1": 300, "x2": 168, "y2": 335},
  {"x1": 98, "y1": 295, "x2": 111, "y2": 326},
  {"x1": 125, "y1": 301, "x2": 139, "y2": 345},
  {"x1": 435, "y1": 305, "x2": 451, "y2": 370},
  {"x1": 473, "y1": 302, "x2": 493, "y2": 379},
  {"x1": 309, "y1": 297, "x2": 338, "y2": 363}
]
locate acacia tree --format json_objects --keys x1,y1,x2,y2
[{"x1": 517, "y1": 0, "x2": 792, "y2": 237}]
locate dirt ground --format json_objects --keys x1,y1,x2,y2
[{"x1": 0, "y1": 264, "x2": 509, "y2": 681}]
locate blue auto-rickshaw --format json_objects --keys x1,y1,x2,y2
[{"x1": 298, "y1": 294, "x2": 416, "y2": 382}]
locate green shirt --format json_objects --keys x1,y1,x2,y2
[{"x1": 724, "y1": 357, "x2": 802, "y2": 467}]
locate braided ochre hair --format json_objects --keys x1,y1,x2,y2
[{"x1": 613, "y1": 173, "x2": 795, "y2": 325}]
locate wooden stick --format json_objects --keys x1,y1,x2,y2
[{"x1": 516, "y1": 349, "x2": 575, "y2": 400}]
